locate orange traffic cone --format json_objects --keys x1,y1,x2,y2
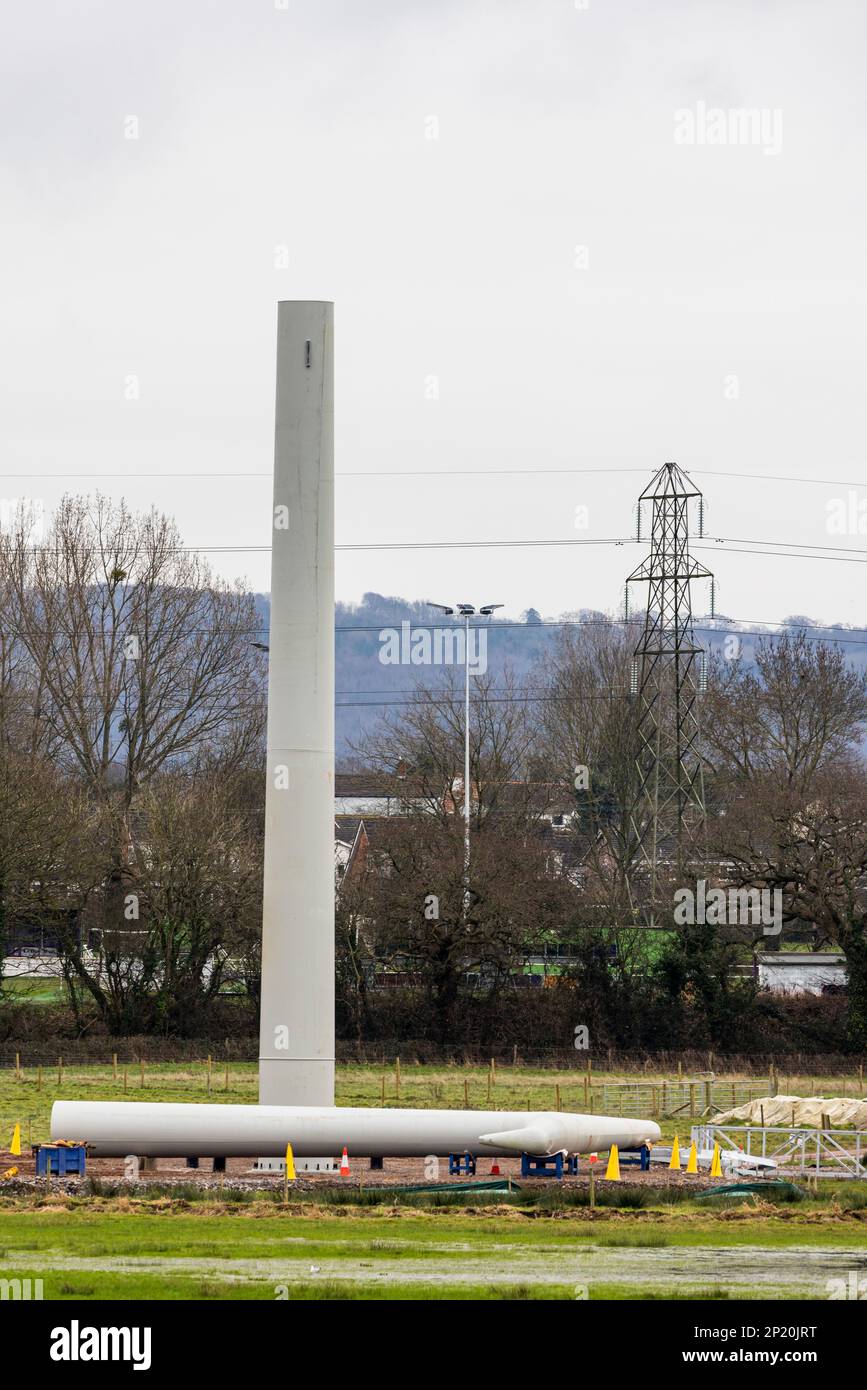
[{"x1": 339, "y1": 1146, "x2": 350, "y2": 1177}]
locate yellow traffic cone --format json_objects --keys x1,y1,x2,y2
[
  {"x1": 284, "y1": 1141, "x2": 296, "y2": 1181},
  {"x1": 9, "y1": 1124, "x2": 21, "y2": 1157},
  {"x1": 604, "y1": 1144, "x2": 620, "y2": 1181},
  {"x1": 685, "y1": 1141, "x2": 698, "y2": 1174},
  {"x1": 709, "y1": 1142, "x2": 722, "y2": 1178},
  {"x1": 669, "y1": 1135, "x2": 681, "y2": 1170}
]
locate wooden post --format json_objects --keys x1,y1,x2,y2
[
  {"x1": 677, "y1": 1059, "x2": 682, "y2": 1077},
  {"x1": 463, "y1": 1079, "x2": 469, "y2": 1108},
  {"x1": 589, "y1": 1167, "x2": 596, "y2": 1208},
  {"x1": 140, "y1": 1058, "x2": 145, "y2": 1089},
  {"x1": 15, "y1": 1052, "x2": 20, "y2": 1081},
  {"x1": 487, "y1": 1069, "x2": 492, "y2": 1102},
  {"x1": 225, "y1": 1061, "x2": 230, "y2": 1092},
  {"x1": 37, "y1": 1066, "x2": 43, "y2": 1092},
  {"x1": 512, "y1": 1044, "x2": 518, "y2": 1068},
  {"x1": 112, "y1": 1053, "x2": 118, "y2": 1081},
  {"x1": 207, "y1": 1055, "x2": 212, "y2": 1095},
  {"x1": 555, "y1": 1084, "x2": 561, "y2": 1112},
  {"x1": 584, "y1": 1075, "x2": 589, "y2": 1108},
  {"x1": 860, "y1": 1064, "x2": 863, "y2": 1097},
  {"x1": 490, "y1": 1057, "x2": 496, "y2": 1082},
  {"x1": 57, "y1": 1057, "x2": 63, "y2": 1087},
  {"x1": 395, "y1": 1056, "x2": 401, "y2": 1099},
  {"x1": 380, "y1": 1075, "x2": 386, "y2": 1106},
  {"x1": 124, "y1": 1069, "x2": 129, "y2": 1094},
  {"x1": 690, "y1": 1083, "x2": 695, "y2": 1118}
]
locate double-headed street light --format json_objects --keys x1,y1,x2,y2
[{"x1": 426, "y1": 601, "x2": 503, "y2": 916}]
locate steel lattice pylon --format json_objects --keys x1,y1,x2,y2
[{"x1": 627, "y1": 462, "x2": 712, "y2": 900}]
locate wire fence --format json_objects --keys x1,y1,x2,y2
[
  {"x1": 1, "y1": 1043, "x2": 864, "y2": 1076},
  {"x1": 1, "y1": 1050, "x2": 863, "y2": 1153},
  {"x1": 596, "y1": 1078, "x2": 772, "y2": 1118}
]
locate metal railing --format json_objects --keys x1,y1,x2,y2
[
  {"x1": 693, "y1": 1123, "x2": 867, "y2": 1178},
  {"x1": 595, "y1": 1078, "x2": 770, "y2": 1119}
]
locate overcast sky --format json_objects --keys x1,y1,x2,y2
[{"x1": 2, "y1": 0, "x2": 866, "y2": 627}]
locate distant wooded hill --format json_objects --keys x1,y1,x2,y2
[{"x1": 251, "y1": 592, "x2": 867, "y2": 763}]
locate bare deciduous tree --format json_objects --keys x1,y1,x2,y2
[
  {"x1": 1, "y1": 493, "x2": 266, "y2": 804},
  {"x1": 712, "y1": 761, "x2": 867, "y2": 1049},
  {"x1": 0, "y1": 494, "x2": 267, "y2": 1030},
  {"x1": 704, "y1": 630, "x2": 867, "y2": 791},
  {"x1": 61, "y1": 771, "x2": 263, "y2": 1035},
  {"x1": 359, "y1": 813, "x2": 575, "y2": 1042},
  {"x1": 540, "y1": 619, "x2": 645, "y2": 916},
  {"x1": 358, "y1": 666, "x2": 551, "y2": 825}
]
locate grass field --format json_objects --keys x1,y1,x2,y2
[
  {"x1": 0, "y1": 979, "x2": 65, "y2": 1003},
  {"x1": 2, "y1": 1060, "x2": 865, "y2": 1149},
  {"x1": 2, "y1": 1061, "x2": 865, "y2": 1300},
  {"x1": 1, "y1": 1194, "x2": 865, "y2": 1300}
]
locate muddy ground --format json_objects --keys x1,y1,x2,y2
[{"x1": 0, "y1": 1146, "x2": 777, "y2": 1194}]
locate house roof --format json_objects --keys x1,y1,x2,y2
[
  {"x1": 335, "y1": 772, "x2": 405, "y2": 798},
  {"x1": 335, "y1": 815, "x2": 397, "y2": 851}
]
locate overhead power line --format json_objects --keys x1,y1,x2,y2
[
  {"x1": 2, "y1": 466, "x2": 864, "y2": 488},
  {"x1": 6, "y1": 537, "x2": 640, "y2": 554},
  {"x1": 334, "y1": 617, "x2": 867, "y2": 641},
  {"x1": 336, "y1": 693, "x2": 634, "y2": 707},
  {"x1": 4, "y1": 617, "x2": 867, "y2": 647},
  {"x1": 694, "y1": 545, "x2": 867, "y2": 566},
  {"x1": 11, "y1": 534, "x2": 867, "y2": 558}
]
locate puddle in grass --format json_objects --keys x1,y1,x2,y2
[{"x1": 8, "y1": 1244, "x2": 867, "y2": 1294}]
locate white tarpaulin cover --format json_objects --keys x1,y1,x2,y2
[{"x1": 714, "y1": 1094, "x2": 867, "y2": 1129}]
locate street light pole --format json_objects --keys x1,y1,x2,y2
[{"x1": 426, "y1": 601, "x2": 503, "y2": 921}]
